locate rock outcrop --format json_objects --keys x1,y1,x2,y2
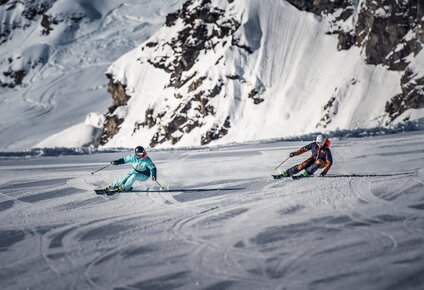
[
  {"x1": 0, "y1": 0, "x2": 86, "y2": 87},
  {"x1": 103, "y1": 0, "x2": 423, "y2": 148},
  {"x1": 287, "y1": 0, "x2": 423, "y2": 125},
  {"x1": 100, "y1": 74, "x2": 132, "y2": 145},
  {"x1": 104, "y1": 0, "x2": 265, "y2": 147}
]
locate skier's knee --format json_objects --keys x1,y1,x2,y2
[{"x1": 315, "y1": 159, "x2": 325, "y2": 168}]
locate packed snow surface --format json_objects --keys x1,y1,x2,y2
[{"x1": 1, "y1": 132, "x2": 423, "y2": 289}]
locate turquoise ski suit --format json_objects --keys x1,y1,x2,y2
[{"x1": 111, "y1": 153, "x2": 157, "y2": 191}]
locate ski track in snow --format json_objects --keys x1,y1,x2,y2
[{"x1": 0, "y1": 133, "x2": 424, "y2": 289}]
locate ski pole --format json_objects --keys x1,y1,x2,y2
[
  {"x1": 274, "y1": 156, "x2": 290, "y2": 170},
  {"x1": 91, "y1": 163, "x2": 112, "y2": 175},
  {"x1": 155, "y1": 180, "x2": 165, "y2": 189}
]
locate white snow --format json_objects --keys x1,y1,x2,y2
[
  {"x1": 375, "y1": 7, "x2": 390, "y2": 18},
  {"x1": 0, "y1": 0, "x2": 184, "y2": 150},
  {"x1": 393, "y1": 108, "x2": 424, "y2": 125},
  {"x1": 102, "y1": 0, "x2": 406, "y2": 149},
  {"x1": 0, "y1": 0, "x2": 423, "y2": 151},
  {"x1": 0, "y1": 132, "x2": 423, "y2": 289},
  {"x1": 409, "y1": 49, "x2": 424, "y2": 79},
  {"x1": 35, "y1": 112, "x2": 105, "y2": 148}
]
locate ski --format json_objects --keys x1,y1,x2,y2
[
  {"x1": 292, "y1": 175, "x2": 314, "y2": 180},
  {"x1": 94, "y1": 189, "x2": 117, "y2": 195},
  {"x1": 272, "y1": 174, "x2": 290, "y2": 179}
]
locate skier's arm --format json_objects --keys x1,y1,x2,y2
[
  {"x1": 321, "y1": 150, "x2": 333, "y2": 175},
  {"x1": 111, "y1": 158, "x2": 125, "y2": 165},
  {"x1": 147, "y1": 160, "x2": 157, "y2": 180},
  {"x1": 111, "y1": 154, "x2": 132, "y2": 165},
  {"x1": 290, "y1": 143, "x2": 313, "y2": 157}
]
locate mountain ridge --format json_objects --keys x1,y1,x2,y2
[
  {"x1": 101, "y1": 0, "x2": 423, "y2": 148},
  {"x1": 0, "y1": 0, "x2": 423, "y2": 149}
]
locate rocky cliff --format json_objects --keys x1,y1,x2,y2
[
  {"x1": 286, "y1": 0, "x2": 423, "y2": 124},
  {"x1": 102, "y1": 0, "x2": 254, "y2": 147},
  {"x1": 103, "y1": 0, "x2": 423, "y2": 148},
  {"x1": 0, "y1": 0, "x2": 89, "y2": 88}
]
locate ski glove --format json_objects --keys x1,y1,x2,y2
[
  {"x1": 320, "y1": 172, "x2": 326, "y2": 177},
  {"x1": 289, "y1": 152, "x2": 295, "y2": 157},
  {"x1": 152, "y1": 176, "x2": 157, "y2": 181},
  {"x1": 111, "y1": 158, "x2": 125, "y2": 166}
]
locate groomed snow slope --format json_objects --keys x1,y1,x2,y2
[
  {"x1": 1, "y1": 132, "x2": 423, "y2": 289},
  {"x1": 103, "y1": 0, "x2": 403, "y2": 149}
]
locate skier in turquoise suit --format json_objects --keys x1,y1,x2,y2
[{"x1": 107, "y1": 146, "x2": 157, "y2": 192}]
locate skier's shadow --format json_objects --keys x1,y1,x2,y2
[
  {"x1": 134, "y1": 187, "x2": 245, "y2": 202},
  {"x1": 325, "y1": 172, "x2": 414, "y2": 178},
  {"x1": 133, "y1": 187, "x2": 245, "y2": 193}
]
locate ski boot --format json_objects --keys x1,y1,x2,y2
[
  {"x1": 116, "y1": 186, "x2": 126, "y2": 192},
  {"x1": 292, "y1": 171, "x2": 309, "y2": 180},
  {"x1": 272, "y1": 171, "x2": 290, "y2": 179},
  {"x1": 105, "y1": 185, "x2": 115, "y2": 191}
]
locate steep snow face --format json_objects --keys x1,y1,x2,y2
[
  {"x1": 0, "y1": 0, "x2": 184, "y2": 149},
  {"x1": 2, "y1": 0, "x2": 422, "y2": 150},
  {"x1": 103, "y1": 0, "x2": 408, "y2": 149}
]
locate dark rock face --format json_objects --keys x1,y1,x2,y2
[
  {"x1": 201, "y1": 116, "x2": 231, "y2": 145},
  {"x1": 356, "y1": 0, "x2": 424, "y2": 122},
  {"x1": 337, "y1": 30, "x2": 356, "y2": 50},
  {"x1": 385, "y1": 71, "x2": 424, "y2": 123},
  {"x1": 288, "y1": 0, "x2": 422, "y2": 69},
  {"x1": 0, "y1": 0, "x2": 86, "y2": 87},
  {"x1": 317, "y1": 96, "x2": 337, "y2": 129},
  {"x1": 0, "y1": 0, "x2": 56, "y2": 87},
  {"x1": 287, "y1": 0, "x2": 351, "y2": 15},
  {"x1": 143, "y1": 0, "x2": 240, "y2": 89},
  {"x1": 40, "y1": 14, "x2": 60, "y2": 35},
  {"x1": 100, "y1": 75, "x2": 132, "y2": 145},
  {"x1": 1, "y1": 69, "x2": 26, "y2": 88},
  {"x1": 355, "y1": 0, "x2": 422, "y2": 70},
  {"x1": 101, "y1": 115, "x2": 124, "y2": 145},
  {"x1": 287, "y1": 0, "x2": 424, "y2": 125},
  {"x1": 248, "y1": 89, "x2": 264, "y2": 104},
  {"x1": 0, "y1": 55, "x2": 48, "y2": 88},
  {"x1": 104, "y1": 0, "x2": 263, "y2": 147},
  {"x1": 147, "y1": 78, "x2": 225, "y2": 147},
  {"x1": 0, "y1": 0, "x2": 57, "y2": 44}
]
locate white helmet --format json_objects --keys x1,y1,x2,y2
[{"x1": 316, "y1": 134, "x2": 326, "y2": 146}]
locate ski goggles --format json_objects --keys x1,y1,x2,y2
[{"x1": 136, "y1": 151, "x2": 146, "y2": 158}]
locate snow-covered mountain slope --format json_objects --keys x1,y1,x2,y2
[
  {"x1": 1, "y1": 132, "x2": 423, "y2": 289},
  {"x1": 98, "y1": 0, "x2": 424, "y2": 149},
  {"x1": 1, "y1": 0, "x2": 423, "y2": 150},
  {"x1": 0, "y1": 0, "x2": 184, "y2": 149}
]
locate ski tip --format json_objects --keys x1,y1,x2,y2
[{"x1": 94, "y1": 189, "x2": 106, "y2": 195}]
